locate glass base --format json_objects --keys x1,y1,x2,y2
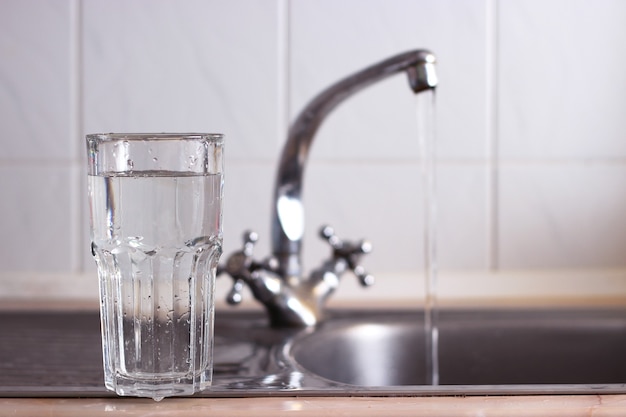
[{"x1": 105, "y1": 372, "x2": 212, "y2": 401}]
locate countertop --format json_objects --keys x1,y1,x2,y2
[{"x1": 2, "y1": 395, "x2": 626, "y2": 416}]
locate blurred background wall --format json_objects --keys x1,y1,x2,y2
[{"x1": 1, "y1": 0, "x2": 625, "y2": 306}]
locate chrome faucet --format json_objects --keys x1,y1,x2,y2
[{"x1": 218, "y1": 49, "x2": 438, "y2": 327}]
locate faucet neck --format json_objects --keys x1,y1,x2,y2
[{"x1": 271, "y1": 49, "x2": 437, "y2": 279}]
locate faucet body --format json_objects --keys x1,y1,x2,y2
[{"x1": 219, "y1": 50, "x2": 437, "y2": 327}]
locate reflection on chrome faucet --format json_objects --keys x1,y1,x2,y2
[{"x1": 218, "y1": 50, "x2": 438, "y2": 327}]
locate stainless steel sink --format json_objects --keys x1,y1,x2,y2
[
  {"x1": 289, "y1": 308, "x2": 626, "y2": 391},
  {"x1": 211, "y1": 307, "x2": 626, "y2": 396},
  {"x1": 1, "y1": 307, "x2": 625, "y2": 397}
]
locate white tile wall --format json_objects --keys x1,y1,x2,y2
[
  {"x1": 82, "y1": 0, "x2": 283, "y2": 159},
  {"x1": 0, "y1": 165, "x2": 78, "y2": 271},
  {"x1": 0, "y1": 0, "x2": 74, "y2": 160},
  {"x1": 497, "y1": 0, "x2": 626, "y2": 271},
  {"x1": 0, "y1": 0, "x2": 78, "y2": 274},
  {"x1": 499, "y1": 163, "x2": 626, "y2": 268},
  {"x1": 499, "y1": 0, "x2": 626, "y2": 159},
  {"x1": 1, "y1": 0, "x2": 625, "y2": 302}
]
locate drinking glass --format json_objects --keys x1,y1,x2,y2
[{"x1": 86, "y1": 133, "x2": 224, "y2": 400}]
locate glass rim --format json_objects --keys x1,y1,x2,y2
[{"x1": 86, "y1": 132, "x2": 224, "y2": 143}]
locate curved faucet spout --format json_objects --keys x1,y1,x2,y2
[
  {"x1": 219, "y1": 49, "x2": 438, "y2": 326},
  {"x1": 271, "y1": 49, "x2": 438, "y2": 280}
]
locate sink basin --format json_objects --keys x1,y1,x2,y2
[
  {"x1": 0, "y1": 307, "x2": 625, "y2": 397},
  {"x1": 289, "y1": 308, "x2": 626, "y2": 393}
]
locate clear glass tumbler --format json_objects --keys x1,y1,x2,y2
[{"x1": 86, "y1": 133, "x2": 224, "y2": 400}]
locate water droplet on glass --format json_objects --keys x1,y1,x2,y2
[{"x1": 188, "y1": 155, "x2": 198, "y2": 169}]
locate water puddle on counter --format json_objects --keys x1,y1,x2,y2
[{"x1": 416, "y1": 89, "x2": 439, "y2": 385}]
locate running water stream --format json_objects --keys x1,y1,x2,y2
[{"x1": 416, "y1": 89, "x2": 439, "y2": 385}]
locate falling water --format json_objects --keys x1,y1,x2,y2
[{"x1": 416, "y1": 89, "x2": 439, "y2": 386}]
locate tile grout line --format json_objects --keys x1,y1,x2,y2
[
  {"x1": 277, "y1": 0, "x2": 291, "y2": 147},
  {"x1": 486, "y1": 0, "x2": 500, "y2": 271},
  {"x1": 69, "y1": 0, "x2": 84, "y2": 273}
]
